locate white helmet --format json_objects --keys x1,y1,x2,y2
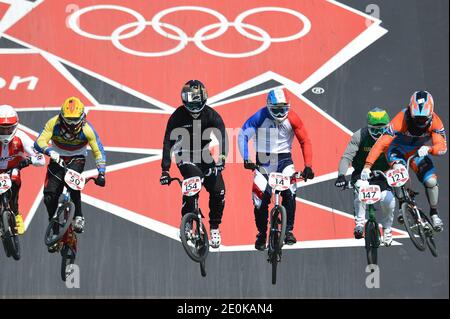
[{"x1": 0, "y1": 105, "x2": 19, "y2": 144}]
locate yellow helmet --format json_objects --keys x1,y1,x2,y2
[{"x1": 60, "y1": 97, "x2": 86, "y2": 135}]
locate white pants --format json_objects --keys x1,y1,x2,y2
[{"x1": 354, "y1": 190, "x2": 395, "y2": 230}]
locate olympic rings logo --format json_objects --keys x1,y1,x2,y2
[{"x1": 68, "y1": 5, "x2": 311, "y2": 58}]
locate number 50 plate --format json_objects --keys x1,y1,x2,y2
[
  {"x1": 359, "y1": 185, "x2": 381, "y2": 205},
  {"x1": 64, "y1": 169, "x2": 86, "y2": 190}
]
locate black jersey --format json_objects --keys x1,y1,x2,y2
[{"x1": 161, "y1": 106, "x2": 228, "y2": 171}]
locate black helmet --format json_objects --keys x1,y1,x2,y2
[{"x1": 181, "y1": 80, "x2": 208, "y2": 114}]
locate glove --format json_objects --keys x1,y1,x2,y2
[
  {"x1": 160, "y1": 171, "x2": 171, "y2": 185},
  {"x1": 216, "y1": 154, "x2": 226, "y2": 172},
  {"x1": 95, "y1": 172, "x2": 105, "y2": 187},
  {"x1": 334, "y1": 174, "x2": 347, "y2": 188},
  {"x1": 243, "y1": 160, "x2": 257, "y2": 171},
  {"x1": 49, "y1": 150, "x2": 60, "y2": 163},
  {"x1": 360, "y1": 167, "x2": 371, "y2": 181},
  {"x1": 302, "y1": 166, "x2": 314, "y2": 181},
  {"x1": 18, "y1": 158, "x2": 32, "y2": 169},
  {"x1": 417, "y1": 146, "x2": 430, "y2": 157}
]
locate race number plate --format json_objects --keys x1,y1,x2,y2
[
  {"x1": 182, "y1": 176, "x2": 202, "y2": 197},
  {"x1": 0, "y1": 173, "x2": 12, "y2": 194},
  {"x1": 386, "y1": 166, "x2": 409, "y2": 187},
  {"x1": 358, "y1": 184, "x2": 382, "y2": 205},
  {"x1": 64, "y1": 169, "x2": 86, "y2": 191},
  {"x1": 268, "y1": 173, "x2": 290, "y2": 191}
]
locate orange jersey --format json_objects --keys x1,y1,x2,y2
[{"x1": 365, "y1": 109, "x2": 447, "y2": 167}]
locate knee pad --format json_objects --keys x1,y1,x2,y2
[{"x1": 424, "y1": 175, "x2": 438, "y2": 188}]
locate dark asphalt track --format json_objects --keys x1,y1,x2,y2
[{"x1": 0, "y1": 0, "x2": 448, "y2": 298}]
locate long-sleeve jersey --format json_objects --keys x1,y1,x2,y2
[
  {"x1": 34, "y1": 115, "x2": 106, "y2": 173},
  {"x1": 365, "y1": 109, "x2": 447, "y2": 167},
  {"x1": 161, "y1": 106, "x2": 228, "y2": 171},
  {"x1": 238, "y1": 107, "x2": 313, "y2": 167},
  {"x1": 338, "y1": 127, "x2": 389, "y2": 176},
  {"x1": 0, "y1": 130, "x2": 45, "y2": 172}
]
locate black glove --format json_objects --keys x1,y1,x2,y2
[
  {"x1": 95, "y1": 172, "x2": 106, "y2": 187},
  {"x1": 244, "y1": 160, "x2": 257, "y2": 171},
  {"x1": 302, "y1": 166, "x2": 314, "y2": 181},
  {"x1": 18, "y1": 158, "x2": 32, "y2": 169},
  {"x1": 334, "y1": 174, "x2": 347, "y2": 188},
  {"x1": 160, "y1": 171, "x2": 171, "y2": 185}
]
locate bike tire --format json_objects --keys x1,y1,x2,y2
[
  {"x1": 401, "y1": 202, "x2": 426, "y2": 251},
  {"x1": 44, "y1": 201, "x2": 75, "y2": 247},
  {"x1": 269, "y1": 205, "x2": 287, "y2": 252},
  {"x1": 420, "y1": 212, "x2": 438, "y2": 257},
  {"x1": 60, "y1": 245, "x2": 76, "y2": 282},
  {"x1": 2, "y1": 210, "x2": 20, "y2": 260},
  {"x1": 365, "y1": 221, "x2": 379, "y2": 266},
  {"x1": 200, "y1": 260, "x2": 207, "y2": 277},
  {"x1": 271, "y1": 259, "x2": 278, "y2": 285},
  {"x1": 180, "y1": 212, "x2": 209, "y2": 263}
]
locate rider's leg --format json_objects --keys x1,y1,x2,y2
[
  {"x1": 43, "y1": 161, "x2": 65, "y2": 220},
  {"x1": 203, "y1": 171, "x2": 225, "y2": 230},
  {"x1": 379, "y1": 190, "x2": 396, "y2": 246},
  {"x1": 412, "y1": 156, "x2": 443, "y2": 230},
  {"x1": 353, "y1": 194, "x2": 366, "y2": 239},
  {"x1": 9, "y1": 178, "x2": 24, "y2": 235}
]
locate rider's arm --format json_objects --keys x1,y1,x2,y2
[
  {"x1": 429, "y1": 114, "x2": 447, "y2": 156},
  {"x1": 83, "y1": 122, "x2": 106, "y2": 173},
  {"x1": 210, "y1": 108, "x2": 228, "y2": 159},
  {"x1": 237, "y1": 109, "x2": 265, "y2": 161},
  {"x1": 365, "y1": 111, "x2": 405, "y2": 168},
  {"x1": 338, "y1": 129, "x2": 362, "y2": 175},
  {"x1": 34, "y1": 116, "x2": 58, "y2": 155},
  {"x1": 161, "y1": 111, "x2": 178, "y2": 172},
  {"x1": 16, "y1": 130, "x2": 45, "y2": 166},
  {"x1": 288, "y1": 110, "x2": 312, "y2": 167}
]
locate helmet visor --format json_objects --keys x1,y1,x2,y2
[
  {"x1": 269, "y1": 105, "x2": 290, "y2": 118},
  {"x1": 0, "y1": 124, "x2": 17, "y2": 135},
  {"x1": 414, "y1": 116, "x2": 431, "y2": 128},
  {"x1": 368, "y1": 126, "x2": 387, "y2": 138},
  {"x1": 182, "y1": 91, "x2": 204, "y2": 112}
]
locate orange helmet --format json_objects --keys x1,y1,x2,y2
[{"x1": 408, "y1": 91, "x2": 434, "y2": 128}]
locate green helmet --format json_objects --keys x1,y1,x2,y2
[{"x1": 367, "y1": 107, "x2": 390, "y2": 140}]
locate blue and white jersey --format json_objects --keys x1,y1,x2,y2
[{"x1": 238, "y1": 107, "x2": 313, "y2": 167}]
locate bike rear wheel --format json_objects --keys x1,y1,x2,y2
[
  {"x1": 365, "y1": 221, "x2": 380, "y2": 266},
  {"x1": 2, "y1": 210, "x2": 20, "y2": 260},
  {"x1": 60, "y1": 245, "x2": 76, "y2": 282},
  {"x1": 45, "y1": 201, "x2": 75, "y2": 247},
  {"x1": 180, "y1": 212, "x2": 209, "y2": 263},
  {"x1": 200, "y1": 260, "x2": 207, "y2": 277},
  {"x1": 401, "y1": 202, "x2": 426, "y2": 251}
]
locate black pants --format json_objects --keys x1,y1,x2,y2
[
  {"x1": 4, "y1": 182, "x2": 20, "y2": 215},
  {"x1": 178, "y1": 162, "x2": 225, "y2": 229},
  {"x1": 43, "y1": 157, "x2": 85, "y2": 220}
]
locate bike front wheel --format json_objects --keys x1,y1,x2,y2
[
  {"x1": 269, "y1": 205, "x2": 287, "y2": 252},
  {"x1": 180, "y1": 212, "x2": 209, "y2": 263},
  {"x1": 2, "y1": 210, "x2": 20, "y2": 260},
  {"x1": 365, "y1": 221, "x2": 380, "y2": 266},
  {"x1": 401, "y1": 202, "x2": 426, "y2": 251},
  {"x1": 420, "y1": 212, "x2": 438, "y2": 257},
  {"x1": 45, "y1": 201, "x2": 75, "y2": 247}
]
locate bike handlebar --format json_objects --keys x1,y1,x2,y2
[
  {"x1": 54, "y1": 158, "x2": 98, "y2": 184},
  {"x1": 254, "y1": 165, "x2": 304, "y2": 181}
]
